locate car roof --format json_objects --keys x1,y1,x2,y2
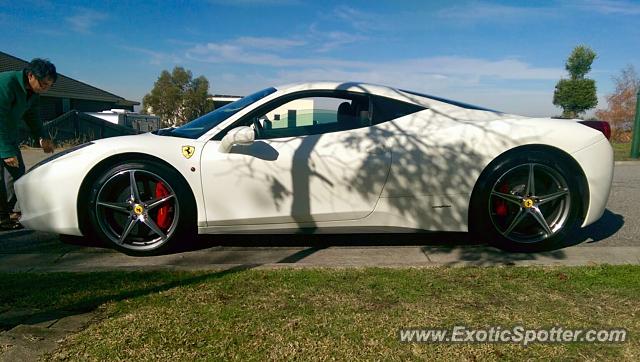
[
  {"x1": 273, "y1": 81, "x2": 500, "y2": 113},
  {"x1": 274, "y1": 81, "x2": 417, "y2": 102}
]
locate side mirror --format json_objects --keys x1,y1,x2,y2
[{"x1": 219, "y1": 126, "x2": 255, "y2": 153}]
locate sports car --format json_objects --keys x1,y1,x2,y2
[{"x1": 15, "y1": 82, "x2": 614, "y2": 255}]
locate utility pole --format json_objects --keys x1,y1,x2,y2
[{"x1": 631, "y1": 89, "x2": 640, "y2": 159}]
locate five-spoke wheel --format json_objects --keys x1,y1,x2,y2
[
  {"x1": 489, "y1": 163, "x2": 571, "y2": 243},
  {"x1": 471, "y1": 150, "x2": 582, "y2": 251},
  {"x1": 89, "y1": 161, "x2": 195, "y2": 255}
]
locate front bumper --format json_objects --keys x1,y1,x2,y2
[{"x1": 15, "y1": 152, "x2": 91, "y2": 236}]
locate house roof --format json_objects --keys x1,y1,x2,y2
[{"x1": 0, "y1": 51, "x2": 139, "y2": 106}]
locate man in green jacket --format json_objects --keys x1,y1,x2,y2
[{"x1": 0, "y1": 58, "x2": 56, "y2": 230}]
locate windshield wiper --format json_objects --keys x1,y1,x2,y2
[{"x1": 155, "y1": 126, "x2": 175, "y2": 136}]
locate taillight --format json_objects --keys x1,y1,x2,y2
[{"x1": 578, "y1": 120, "x2": 611, "y2": 140}]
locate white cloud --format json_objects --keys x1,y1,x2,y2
[
  {"x1": 188, "y1": 40, "x2": 563, "y2": 82},
  {"x1": 305, "y1": 23, "x2": 369, "y2": 53},
  {"x1": 186, "y1": 41, "x2": 369, "y2": 68},
  {"x1": 120, "y1": 46, "x2": 182, "y2": 65},
  {"x1": 460, "y1": 89, "x2": 560, "y2": 117},
  {"x1": 236, "y1": 36, "x2": 306, "y2": 50},
  {"x1": 577, "y1": 0, "x2": 640, "y2": 14},
  {"x1": 437, "y1": 1, "x2": 555, "y2": 22},
  {"x1": 208, "y1": 66, "x2": 566, "y2": 117},
  {"x1": 188, "y1": 38, "x2": 568, "y2": 116},
  {"x1": 180, "y1": 3, "x2": 568, "y2": 117},
  {"x1": 331, "y1": 5, "x2": 381, "y2": 32},
  {"x1": 315, "y1": 31, "x2": 367, "y2": 53},
  {"x1": 436, "y1": 0, "x2": 640, "y2": 22},
  {"x1": 65, "y1": 8, "x2": 107, "y2": 33},
  {"x1": 301, "y1": 76, "x2": 565, "y2": 116},
  {"x1": 401, "y1": 57, "x2": 563, "y2": 80},
  {"x1": 208, "y1": 0, "x2": 300, "y2": 6},
  {"x1": 266, "y1": 61, "x2": 552, "y2": 94},
  {"x1": 194, "y1": 50, "x2": 568, "y2": 116}
]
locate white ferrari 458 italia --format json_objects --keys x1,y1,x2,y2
[{"x1": 16, "y1": 82, "x2": 614, "y2": 255}]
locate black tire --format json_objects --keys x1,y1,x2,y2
[
  {"x1": 87, "y1": 161, "x2": 196, "y2": 256},
  {"x1": 470, "y1": 150, "x2": 583, "y2": 252}
]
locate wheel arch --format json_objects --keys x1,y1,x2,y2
[
  {"x1": 468, "y1": 144, "x2": 589, "y2": 232},
  {"x1": 76, "y1": 152, "x2": 198, "y2": 236}
]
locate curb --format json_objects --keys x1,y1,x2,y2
[
  {"x1": 1, "y1": 246, "x2": 639, "y2": 272},
  {"x1": 0, "y1": 312, "x2": 94, "y2": 361}
]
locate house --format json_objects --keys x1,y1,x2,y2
[
  {"x1": 86, "y1": 109, "x2": 160, "y2": 133},
  {"x1": 1, "y1": 51, "x2": 139, "y2": 122},
  {"x1": 1, "y1": 51, "x2": 161, "y2": 142},
  {"x1": 208, "y1": 94, "x2": 321, "y2": 129}
]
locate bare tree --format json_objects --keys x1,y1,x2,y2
[{"x1": 596, "y1": 65, "x2": 640, "y2": 142}]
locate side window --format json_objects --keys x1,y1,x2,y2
[
  {"x1": 254, "y1": 95, "x2": 371, "y2": 139},
  {"x1": 370, "y1": 95, "x2": 426, "y2": 125}
]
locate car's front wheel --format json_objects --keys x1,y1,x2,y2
[
  {"x1": 470, "y1": 151, "x2": 584, "y2": 252},
  {"x1": 88, "y1": 161, "x2": 195, "y2": 255}
]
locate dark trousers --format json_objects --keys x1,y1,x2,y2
[{"x1": 0, "y1": 148, "x2": 25, "y2": 218}]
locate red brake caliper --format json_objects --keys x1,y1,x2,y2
[
  {"x1": 495, "y1": 183, "x2": 509, "y2": 217},
  {"x1": 154, "y1": 182, "x2": 172, "y2": 230}
]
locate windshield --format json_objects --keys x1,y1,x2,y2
[{"x1": 167, "y1": 87, "x2": 277, "y2": 139}]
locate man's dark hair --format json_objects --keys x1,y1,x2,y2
[{"x1": 25, "y1": 58, "x2": 57, "y2": 82}]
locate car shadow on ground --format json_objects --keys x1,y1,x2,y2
[
  {"x1": 419, "y1": 209, "x2": 625, "y2": 266},
  {"x1": 192, "y1": 230, "x2": 476, "y2": 249},
  {"x1": 572, "y1": 209, "x2": 625, "y2": 245},
  {"x1": 55, "y1": 209, "x2": 624, "y2": 264},
  {"x1": 178, "y1": 208, "x2": 624, "y2": 246}
]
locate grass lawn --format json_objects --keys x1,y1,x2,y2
[
  {"x1": 612, "y1": 142, "x2": 636, "y2": 161},
  {"x1": 1, "y1": 266, "x2": 639, "y2": 360}
]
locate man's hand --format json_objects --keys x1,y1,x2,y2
[
  {"x1": 3, "y1": 157, "x2": 19, "y2": 168},
  {"x1": 40, "y1": 138, "x2": 54, "y2": 153}
]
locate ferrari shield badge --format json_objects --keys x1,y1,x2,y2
[{"x1": 182, "y1": 145, "x2": 195, "y2": 159}]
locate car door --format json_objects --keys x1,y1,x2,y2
[{"x1": 199, "y1": 92, "x2": 392, "y2": 226}]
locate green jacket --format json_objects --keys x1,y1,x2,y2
[{"x1": 0, "y1": 70, "x2": 45, "y2": 158}]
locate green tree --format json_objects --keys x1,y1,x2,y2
[
  {"x1": 553, "y1": 45, "x2": 598, "y2": 118},
  {"x1": 142, "y1": 67, "x2": 214, "y2": 127}
]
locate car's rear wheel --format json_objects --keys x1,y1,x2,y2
[
  {"x1": 88, "y1": 161, "x2": 195, "y2": 255},
  {"x1": 470, "y1": 151, "x2": 583, "y2": 252}
]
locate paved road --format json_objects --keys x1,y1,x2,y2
[
  {"x1": 596, "y1": 162, "x2": 640, "y2": 246},
  {"x1": 0, "y1": 148, "x2": 638, "y2": 270}
]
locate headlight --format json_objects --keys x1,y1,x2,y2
[{"x1": 26, "y1": 142, "x2": 94, "y2": 174}]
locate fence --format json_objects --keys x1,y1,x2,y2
[{"x1": 19, "y1": 110, "x2": 142, "y2": 146}]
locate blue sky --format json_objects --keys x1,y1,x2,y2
[{"x1": 2, "y1": 0, "x2": 639, "y2": 116}]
